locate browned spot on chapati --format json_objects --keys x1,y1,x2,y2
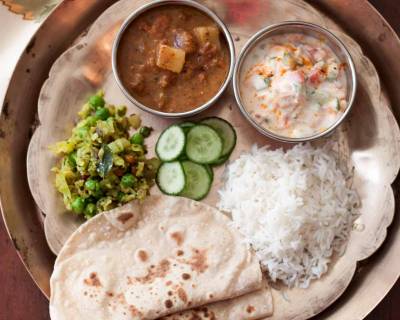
[
  {"x1": 188, "y1": 313, "x2": 201, "y2": 320},
  {"x1": 137, "y1": 249, "x2": 148, "y2": 262},
  {"x1": 170, "y1": 231, "x2": 184, "y2": 246},
  {"x1": 208, "y1": 293, "x2": 214, "y2": 299},
  {"x1": 177, "y1": 287, "x2": 188, "y2": 303},
  {"x1": 247, "y1": 305, "x2": 255, "y2": 313},
  {"x1": 84, "y1": 272, "x2": 102, "y2": 287},
  {"x1": 106, "y1": 291, "x2": 114, "y2": 297},
  {"x1": 134, "y1": 259, "x2": 170, "y2": 284},
  {"x1": 168, "y1": 290, "x2": 173, "y2": 296},
  {"x1": 176, "y1": 250, "x2": 184, "y2": 256},
  {"x1": 166, "y1": 280, "x2": 172, "y2": 286},
  {"x1": 129, "y1": 305, "x2": 142, "y2": 317},
  {"x1": 190, "y1": 307, "x2": 216, "y2": 320},
  {"x1": 117, "y1": 213, "x2": 133, "y2": 223},
  {"x1": 182, "y1": 273, "x2": 191, "y2": 280},
  {"x1": 165, "y1": 299, "x2": 173, "y2": 308},
  {"x1": 188, "y1": 248, "x2": 208, "y2": 273},
  {"x1": 117, "y1": 293, "x2": 128, "y2": 305},
  {"x1": 202, "y1": 308, "x2": 216, "y2": 320}
]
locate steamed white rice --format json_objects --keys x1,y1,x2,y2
[{"x1": 217, "y1": 144, "x2": 359, "y2": 288}]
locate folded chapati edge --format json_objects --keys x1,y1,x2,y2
[
  {"x1": 50, "y1": 195, "x2": 263, "y2": 320},
  {"x1": 161, "y1": 276, "x2": 273, "y2": 320}
]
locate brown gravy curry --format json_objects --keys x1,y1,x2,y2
[{"x1": 117, "y1": 5, "x2": 230, "y2": 113}]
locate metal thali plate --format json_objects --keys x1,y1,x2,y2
[{"x1": 0, "y1": 0, "x2": 400, "y2": 319}]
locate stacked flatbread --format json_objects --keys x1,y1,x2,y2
[{"x1": 50, "y1": 195, "x2": 273, "y2": 319}]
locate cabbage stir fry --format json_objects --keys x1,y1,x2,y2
[{"x1": 50, "y1": 91, "x2": 159, "y2": 219}]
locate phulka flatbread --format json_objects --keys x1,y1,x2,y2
[{"x1": 50, "y1": 195, "x2": 262, "y2": 319}]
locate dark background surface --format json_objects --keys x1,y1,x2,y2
[{"x1": 0, "y1": 0, "x2": 400, "y2": 319}]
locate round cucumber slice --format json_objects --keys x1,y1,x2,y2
[
  {"x1": 204, "y1": 164, "x2": 213, "y2": 179},
  {"x1": 201, "y1": 117, "x2": 236, "y2": 157},
  {"x1": 210, "y1": 154, "x2": 230, "y2": 166},
  {"x1": 156, "y1": 162, "x2": 185, "y2": 195},
  {"x1": 156, "y1": 125, "x2": 186, "y2": 162},
  {"x1": 185, "y1": 125, "x2": 223, "y2": 164},
  {"x1": 179, "y1": 161, "x2": 212, "y2": 200},
  {"x1": 179, "y1": 121, "x2": 196, "y2": 134}
]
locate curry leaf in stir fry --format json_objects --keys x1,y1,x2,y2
[
  {"x1": 97, "y1": 144, "x2": 113, "y2": 178},
  {"x1": 50, "y1": 90, "x2": 159, "y2": 219}
]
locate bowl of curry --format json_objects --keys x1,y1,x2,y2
[{"x1": 112, "y1": 0, "x2": 235, "y2": 118}]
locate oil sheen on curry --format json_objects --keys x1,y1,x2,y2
[{"x1": 117, "y1": 5, "x2": 230, "y2": 113}]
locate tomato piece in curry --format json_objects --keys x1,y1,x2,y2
[{"x1": 116, "y1": 5, "x2": 230, "y2": 113}]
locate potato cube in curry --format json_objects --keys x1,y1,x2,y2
[
  {"x1": 156, "y1": 44, "x2": 186, "y2": 73},
  {"x1": 193, "y1": 26, "x2": 220, "y2": 49}
]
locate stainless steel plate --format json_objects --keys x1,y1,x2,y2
[{"x1": 0, "y1": 1, "x2": 399, "y2": 319}]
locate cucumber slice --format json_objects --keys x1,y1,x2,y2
[
  {"x1": 204, "y1": 164, "x2": 213, "y2": 179},
  {"x1": 156, "y1": 125, "x2": 186, "y2": 162},
  {"x1": 210, "y1": 154, "x2": 230, "y2": 166},
  {"x1": 186, "y1": 125, "x2": 223, "y2": 164},
  {"x1": 179, "y1": 161, "x2": 212, "y2": 200},
  {"x1": 201, "y1": 117, "x2": 236, "y2": 157},
  {"x1": 178, "y1": 153, "x2": 189, "y2": 161},
  {"x1": 156, "y1": 162, "x2": 186, "y2": 195},
  {"x1": 179, "y1": 121, "x2": 196, "y2": 133}
]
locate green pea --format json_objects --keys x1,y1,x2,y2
[
  {"x1": 85, "y1": 180, "x2": 102, "y2": 198},
  {"x1": 93, "y1": 188, "x2": 103, "y2": 199},
  {"x1": 117, "y1": 191, "x2": 125, "y2": 202},
  {"x1": 84, "y1": 179, "x2": 97, "y2": 191},
  {"x1": 84, "y1": 203, "x2": 97, "y2": 218},
  {"x1": 67, "y1": 152, "x2": 77, "y2": 168},
  {"x1": 130, "y1": 132, "x2": 144, "y2": 145},
  {"x1": 89, "y1": 95, "x2": 105, "y2": 109},
  {"x1": 121, "y1": 173, "x2": 137, "y2": 188},
  {"x1": 77, "y1": 126, "x2": 89, "y2": 138},
  {"x1": 85, "y1": 116, "x2": 97, "y2": 127},
  {"x1": 71, "y1": 197, "x2": 85, "y2": 214},
  {"x1": 139, "y1": 126, "x2": 152, "y2": 138},
  {"x1": 95, "y1": 107, "x2": 110, "y2": 120}
]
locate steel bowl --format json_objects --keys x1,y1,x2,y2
[
  {"x1": 233, "y1": 21, "x2": 357, "y2": 143},
  {"x1": 112, "y1": 0, "x2": 235, "y2": 118}
]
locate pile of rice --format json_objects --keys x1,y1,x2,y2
[{"x1": 217, "y1": 144, "x2": 359, "y2": 288}]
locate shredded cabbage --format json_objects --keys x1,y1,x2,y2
[{"x1": 50, "y1": 90, "x2": 159, "y2": 219}]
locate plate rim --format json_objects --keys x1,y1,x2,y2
[{"x1": 0, "y1": 0, "x2": 399, "y2": 319}]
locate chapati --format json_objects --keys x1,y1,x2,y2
[
  {"x1": 161, "y1": 277, "x2": 273, "y2": 320},
  {"x1": 50, "y1": 195, "x2": 263, "y2": 319}
]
